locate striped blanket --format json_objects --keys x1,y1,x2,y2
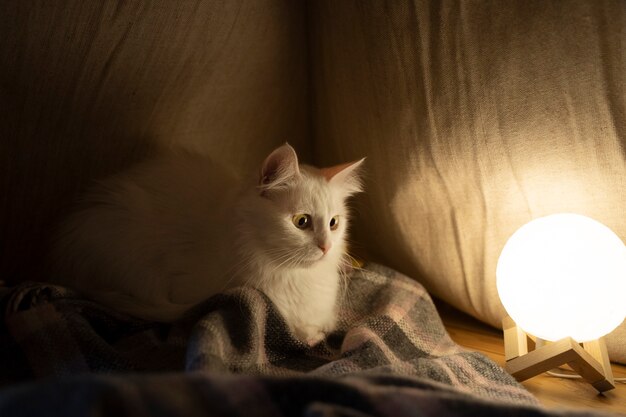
[{"x1": 0, "y1": 264, "x2": 610, "y2": 416}]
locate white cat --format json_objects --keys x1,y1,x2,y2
[{"x1": 51, "y1": 144, "x2": 364, "y2": 345}]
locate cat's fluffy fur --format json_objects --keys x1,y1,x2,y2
[{"x1": 51, "y1": 144, "x2": 364, "y2": 345}]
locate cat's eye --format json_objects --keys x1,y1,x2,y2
[
  {"x1": 330, "y1": 215, "x2": 339, "y2": 230},
  {"x1": 292, "y1": 214, "x2": 311, "y2": 229}
]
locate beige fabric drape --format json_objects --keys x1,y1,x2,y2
[{"x1": 309, "y1": 0, "x2": 626, "y2": 361}]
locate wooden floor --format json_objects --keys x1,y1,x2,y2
[{"x1": 435, "y1": 301, "x2": 626, "y2": 416}]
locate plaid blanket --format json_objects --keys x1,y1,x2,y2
[{"x1": 0, "y1": 264, "x2": 611, "y2": 416}]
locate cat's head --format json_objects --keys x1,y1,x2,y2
[{"x1": 242, "y1": 143, "x2": 364, "y2": 269}]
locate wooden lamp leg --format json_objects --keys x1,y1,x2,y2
[
  {"x1": 503, "y1": 315, "x2": 528, "y2": 360},
  {"x1": 581, "y1": 339, "x2": 615, "y2": 392}
]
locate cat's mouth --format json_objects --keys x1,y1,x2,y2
[
  {"x1": 301, "y1": 253, "x2": 327, "y2": 266},
  {"x1": 276, "y1": 251, "x2": 329, "y2": 268},
  {"x1": 315, "y1": 250, "x2": 331, "y2": 262}
]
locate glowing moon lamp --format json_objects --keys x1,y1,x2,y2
[
  {"x1": 497, "y1": 213, "x2": 626, "y2": 392},
  {"x1": 497, "y1": 213, "x2": 626, "y2": 342}
]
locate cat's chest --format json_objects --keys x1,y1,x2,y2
[{"x1": 259, "y1": 262, "x2": 340, "y2": 307}]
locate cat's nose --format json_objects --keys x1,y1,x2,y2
[{"x1": 318, "y1": 242, "x2": 332, "y2": 255}]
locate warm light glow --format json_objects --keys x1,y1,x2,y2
[{"x1": 497, "y1": 213, "x2": 626, "y2": 342}]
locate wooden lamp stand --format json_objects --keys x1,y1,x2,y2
[{"x1": 502, "y1": 316, "x2": 615, "y2": 393}]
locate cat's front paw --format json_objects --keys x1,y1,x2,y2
[{"x1": 293, "y1": 325, "x2": 327, "y2": 347}]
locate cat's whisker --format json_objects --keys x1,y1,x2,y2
[
  {"x1": 336, "y1": 253, "x2": 358, "y2": 312},
  {"x1": 266, "y1": 252, "x2": 298, "y2": 277}
]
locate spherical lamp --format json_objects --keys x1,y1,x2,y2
[
  {"x1": 497, "y1": 213, "x2": 626, "y2": 342},
  {"x1": 496, "y1": 213, "x2": 626, "y2": 392}
]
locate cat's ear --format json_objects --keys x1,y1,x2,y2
[
  {"x1": 322, "y1": 158, "x2": 365, "y2": 195},
  {"x1": 259, "y1": 143, "x2": 300, "y2": 193}
]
